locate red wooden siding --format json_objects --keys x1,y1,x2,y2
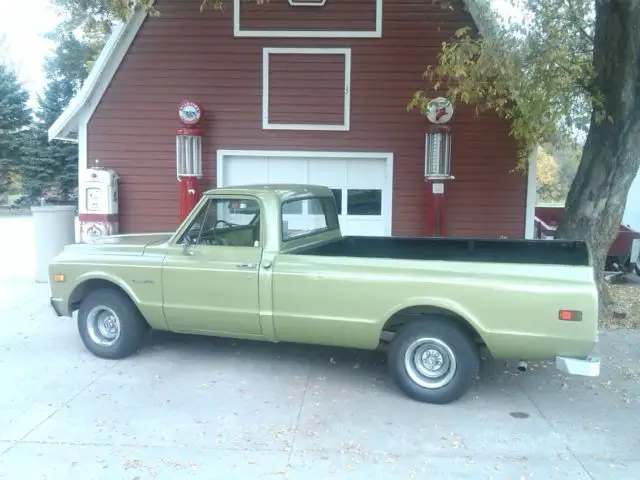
[
  {"x1": 267, "y1": 52, "x2": 345, "y2": 125},
  {"x1": 87, "y1": 0, "x2": 526, "y2": 237},
  {"x1": 239, "y1": 0, "x2": 377, "y2": 33}
]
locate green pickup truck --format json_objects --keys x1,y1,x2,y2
[{"x1": 48, "y1": 184, "x2": 601, "y2": 404}]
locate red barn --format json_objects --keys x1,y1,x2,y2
[{"x1": 49, "y1": 0, "x2": 537, "y2": 239}]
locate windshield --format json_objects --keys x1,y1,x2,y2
[
  {"x1": 281, "y1": 195, "x2": 339, "y2": 242},
  {"x1": 180, "y1": 197, "x2": 261, "y2": 247}
]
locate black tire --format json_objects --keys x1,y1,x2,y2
[
  {"x1": 635, "y1": 263, "x2": 640, "y2": 276},
  {"x1": 77, "y1": 288, "x2": 148, "y2": 360},
  {"x1": 388, "y1": 318, "x2": 480, "y2": 405}
]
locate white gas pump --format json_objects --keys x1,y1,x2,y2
[{"x1": 79, "y1": 163, "x2": 119, "y2": 242}]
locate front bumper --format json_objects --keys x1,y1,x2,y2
[
  {"x1": 50, "y1": 297, "x2": 64, "y2": 317},
  {"x1": 555, "y1": 355, "x2": 601, "y2": 377}
]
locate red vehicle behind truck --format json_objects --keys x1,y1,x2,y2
[{"x1": 535, "y1": 205, "x2": 640, "y2": 274}]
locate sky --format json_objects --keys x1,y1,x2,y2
[
  {"x1": 0, "y1": 0, "x2": 61, "y2": 107},
  {"x1": 0, "y1": 0, "x2": 520, "y2": 108}
]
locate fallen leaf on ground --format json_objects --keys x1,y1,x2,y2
[{"x1": 601, "y1": 283, "x2": 640, "y2": 329}]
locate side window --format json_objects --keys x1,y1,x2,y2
[
  {"x1": 182, "y1": 197, "x2": 261, "y2": 247},
  {"x1": 281, "y1": 196, "x2": 338, "y2": 241}
]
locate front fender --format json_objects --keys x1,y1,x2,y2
[
  {"x1": 68, "y1": 271, "x2": 141, "y2": 313},
  {"x1": 64, "y1": 269, "x2": 169, "y2": 330}
]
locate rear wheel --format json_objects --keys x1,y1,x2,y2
[
  {"x1": 77, "y1": 288, "x2": 148, "y2": 359},
  {"x1": 388, "y1": 318, "x2": 479, "y2": 404}
]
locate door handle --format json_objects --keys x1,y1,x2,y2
[{"x1": 236, "y1": 262, "x2": 257, "y2": 269}]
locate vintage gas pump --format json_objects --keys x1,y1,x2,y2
[
  {"x1": 176, "y1": 101, "x2": 203, "y2": 221},
  {"x1": 423, "y1": 97, "x2": 455, "y2": 237},
  {"x1": 79, "y1": 160, "x2": 119, "y2": 242}
]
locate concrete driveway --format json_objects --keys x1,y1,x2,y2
[{"x1": 1, "y1": 216, "x2": 639, "y2": 479}]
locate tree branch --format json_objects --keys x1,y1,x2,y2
[{"x1": 565, "y1": 0, "x2": 595, "y2": 45}]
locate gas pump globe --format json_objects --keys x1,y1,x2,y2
[
  {"x1": 176, "y1": 101, "x2": 203, "y2": 221},
  {"x1": 422, "y1": 97, "x2": 455, "y2": 237}
]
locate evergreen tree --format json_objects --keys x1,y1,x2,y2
[{"x1": 0, "y1": 64, "x2": 31, "y2": 195}]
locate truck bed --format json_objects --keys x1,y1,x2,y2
[{"x1": 292, "y1": 236, "x2": 590, "y2": 266}]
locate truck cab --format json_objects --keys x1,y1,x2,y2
[{"x1": 159, "y1": 184, "x2": 342, "y2": 337}]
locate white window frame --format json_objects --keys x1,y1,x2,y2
[
  {"x1": 262, "y1": 47, "x2": 351, "y2": 132},
  {"x1": 234, "y1": 0, "x2": 382, "y2": 38}
]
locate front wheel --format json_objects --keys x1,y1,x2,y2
[
  {"x1": 388, "y1": 318, "x2": 480, "y2": 404},
  {"x1": 77, "y1": 288, "x2": 148, "y2": 359}
]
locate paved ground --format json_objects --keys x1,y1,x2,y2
[{"x1": 1, "y1": 216, "x2": 639, "y2": 479}]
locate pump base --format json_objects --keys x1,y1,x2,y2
[{"x1": 79, "y1": 214, "x2": 118, "y2": 242}]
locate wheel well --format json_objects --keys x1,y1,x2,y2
[
  {"x1": 69, "y1": 279, "x2": 136, "y2": 314},
  {"x1": 381, "y1": 306, "x2": 485, "y2": 346}
]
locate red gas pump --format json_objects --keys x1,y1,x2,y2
[
  {"x1": 422, "y1": 97, "x2": 455, "y2": 237},
  {"x1": 176, "y1": 101, "x2": 203, "y2": 221}
]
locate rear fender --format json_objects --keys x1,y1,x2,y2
[{"x1": 381, "y1": 296, "x2": 489, "y2": 344}]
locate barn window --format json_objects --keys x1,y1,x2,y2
[{"x1": 262, "y1": 47, "x2": 351, "y2": 131}]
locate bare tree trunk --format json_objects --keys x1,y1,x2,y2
[{"x1": 555, "y1": 0, "x2": 640, "y2": 312}]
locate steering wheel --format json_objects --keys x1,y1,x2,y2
[
  {"x1": 196, "y1": 220, "x2": 232, "y2": 246},
  {"x1": 214, "y1": 219, "x2": 235, "y2": 230}
]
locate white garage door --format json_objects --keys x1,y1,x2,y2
[{"x1": 218, "y1": 151, "x2": 392, "y2": 236}]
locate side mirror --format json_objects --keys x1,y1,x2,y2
[{"x1": 182, "y1": 235, "x2": 194, "y2": 256}]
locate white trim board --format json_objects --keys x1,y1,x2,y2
[
  {"x1": 524, "y1": 146, "x2": 538, "y2": 239},
  {"x1": 76, "y1": 110, "x2": 90, "y2": 218},
  {"x1": 262, "y1": 47, "x2": 351, "y2": 132},
  {"x1": 216, "y1": 149, "x2": 394, "y2": 236},
  {"x1": 234, "y1": 0, "x2": 382, "y2": 38},
  {"x1": 289, "y1": 0, "x2": 327, "y2": 6}
]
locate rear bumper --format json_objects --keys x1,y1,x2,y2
[
  {"x1": 50, "y1": 297, "x2": 64, "y2": 317},
  {"x1": 555, "y1": 355, "x2": 601, "y2": 377}
]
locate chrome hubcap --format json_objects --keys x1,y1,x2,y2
[
  {"x1": 86, "y1": 305, "x2": 121, "y2": 347},
  {"x1": 422, "y1": 349, "x2": 444, "y2": 373},
  {"x1": 404, "y1": 337, "x2": 457, "y2": 389}
]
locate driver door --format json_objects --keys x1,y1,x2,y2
[{"x1": 161, "y1": 195, "x2": 264, "y2": 336}]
